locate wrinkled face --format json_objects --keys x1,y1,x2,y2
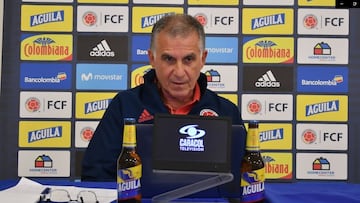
[{"x1": 148, "y1": 31, "x2": 207, "y2": 103}]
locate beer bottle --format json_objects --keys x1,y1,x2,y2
[
  {"x1": 240, "y1": 120, "x2": 265, "y2": 203},
  {"x1": 117, "y1": 118, "x2": 142, "y2": 203}
]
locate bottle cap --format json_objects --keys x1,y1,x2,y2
[
  {"x1": 248, "y1": 120, "x2": 259, "y2": 128},
  {"x1": 124, "y1": 118, "x2": 136, "y2": 124}
]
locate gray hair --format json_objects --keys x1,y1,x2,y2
[{"x1": 150, "y1": 13, "x2": 206, "y2": 52}]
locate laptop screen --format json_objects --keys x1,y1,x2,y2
[{"x1": 152, "y1": 114, "x2": 232, "y2": 174}]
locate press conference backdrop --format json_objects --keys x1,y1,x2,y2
[{"x1": 0, "y1": 0, "x2": 359, "y2": 183}]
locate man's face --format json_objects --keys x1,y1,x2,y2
[{"x1": 148, "y1": 31, "x2": 207, "y2": 103}]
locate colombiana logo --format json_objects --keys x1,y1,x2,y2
[{"x1": 178, "y1": 125, "x2": 205, "y2": 152}]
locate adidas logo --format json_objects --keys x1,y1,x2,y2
[
  {"x1": 138, "y1": 109, "x2": 154, "y2": 123},
  {"x1": 255, "y1": 70, "x2": 280, "y2": 88},
  {"x1": 89, "y1": 40, "x2": 115, "y2": 57}
]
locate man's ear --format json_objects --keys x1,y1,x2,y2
[
  {"x1": 201, "y1": 50, "x2": 208, "y2": 65},
  {"x1": 148, "y1": 49, "x2": 155, "y2": 66}
]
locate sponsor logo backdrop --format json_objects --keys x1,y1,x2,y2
[{"x1": 0, "y1": 0, "x2": 360, "y2": 183}]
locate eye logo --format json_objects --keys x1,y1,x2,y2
[
  {"x1": 194, "y1": 13, "x2": 207, "y2": 26},
  {"x1": 302, "y1": 129, "x2": 317, "y2": 144},
  {"x1": 25, "y1": 97, "x2": 41, "y2": 112},
  {"x1": 80, "y1": 127, "x2": 94, "y2": 142},
  {"x1": 179, "y1": 125, "x2": 205, "y2": 139},
  {"x1": 303, "y1": 14, "x2": 318, "y2": 29},
  {"x1": 247, "y1": 99, "x2": 262, "y2": 114},
  {"x1": 83, "y1": 11, "x2": 97, "y2": 26},
  {"x1": 200, "y1": 109, "x2": 219, "y2": 116}
]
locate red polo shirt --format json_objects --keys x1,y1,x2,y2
[{"x1": 165, "y1": 83, "x2": 201, "y2": 115}]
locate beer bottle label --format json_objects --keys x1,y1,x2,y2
[
  {"x1": 117, "y1": 164, "x2": 142, "y2": 200},
  {"x1": 122, "y1": 125, "x2": 136, "y2": 147},
  {"x1": 241, "y1": 168, "x2": 265, "y2": 202}
]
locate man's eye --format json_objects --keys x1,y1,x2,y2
[
  {"x1": 184, "y1": 56, "x2": 194, "y2": 63},
  {"x1": 163, "y1": 56, "x2": 174, "y2": 62}
]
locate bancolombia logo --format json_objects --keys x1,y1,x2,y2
[{"x1": 21, "y1": 34, "x2": 73, "y2": 61}]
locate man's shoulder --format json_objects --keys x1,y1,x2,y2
[
  {"x1": 115, "y1": 85, "x2": 144, "y2": 97},
  {"x1": 203, "y1": 89, "x2": 237, "y2": 107}
]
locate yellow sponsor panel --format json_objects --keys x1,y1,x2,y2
[
  {"x1": 21, "y1": 5, "x2": 73, "y2": 32},
  {"x1": 131, "y1": 65, "x2": 153, "y2": 88},
  {"x1": 262, "y1": 152, "x2": 293, "y2": 180},
  {"x1": 20, "y1": 34, "x2": 73, "y2": 61},
  {"x1": 243, "y1": 37, "x2": 294, "y2": 64},
  {"x1": 255, "y1": 123, "x2": 292, "y2": 150},
  {"x1": 19, "y1": 121, "x2": 71, "y2": 148},
  {"x1": 132, "y1": 7, "x2": 183, "y2": 33},
  {"x1": 78, "y1": 0, "x2": 128, "y2": 3},
  {"x1": 298, "y1": 0, "x2": 335, "y2": 6},
  {"x1": 297, "y1": 95, "x2": 348, "y2": 121},
  {"x1": 242, "y1": 8, "x2": 293, "y2": 35},
  {"x1": 76, "y1": 92, "x2": 117, "y2": 119},
  {"x1": 188, "y1": 0, "x2": 239, "y2": 5},
  {"x1": 218, "y1": 94, "x2": 238, "y2": 106}
]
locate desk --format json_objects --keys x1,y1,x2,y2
[{"x1": 1, "y1": 179, "x2": 359, "y2": 203}]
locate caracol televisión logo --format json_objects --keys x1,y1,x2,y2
[{"x1": 178, "y1": 125, "x2": 205, "y2": 152}]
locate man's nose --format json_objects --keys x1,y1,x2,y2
[{"x1": 173, "y1": 61, "x2": 186, "y2": 76}]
